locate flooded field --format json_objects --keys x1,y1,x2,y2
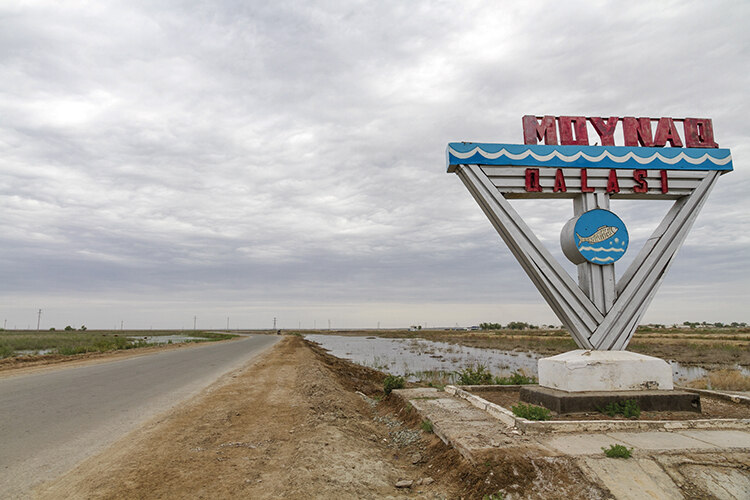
[
  {"x1": 128, "y1": 335, "x2": 209, "y2": 344},
  {"x1": 306, "y1": 334, "x2": 749, "y2": 385}
]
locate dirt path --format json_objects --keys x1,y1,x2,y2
[
  {"x1": 34, "y1": 336, "x2": 456, "y2": 499},
  {"x1": 35, "y1": 336, "x2": 611, "y2": 499}
]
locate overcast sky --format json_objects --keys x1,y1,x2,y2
[{"x1": 1, "y1": 0, "x2": 748, "y2": 330}]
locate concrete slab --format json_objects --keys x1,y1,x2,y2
[
  {"x1": 607, "y1": 430, "x2": 719, "y2": 450},
  {"x1": 675, "y1": 429, "x2": 750, "y2": 449},
  {"x1": 580, "y1": 457, "x2": 684, "y2": 500},
  {"x1": 408, "y1": 397, "x2": 491, "y2": 422},
  {"x1": 669, "y1": 458, "x2": 750, "y2": 499},
  {"x1": 395, "y1": 388, "x2": 440, "y2": 398},
  {"x1": 539, "y1": 433, "x2": 630, "y2": 456}
]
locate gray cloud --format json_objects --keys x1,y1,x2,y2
[{"x1": 1, "y1": 1, "x2": 749, "y2": 329}]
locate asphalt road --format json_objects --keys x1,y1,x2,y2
[{"x1": 0, "y1": 334, "x2": 280, "y2": 498}]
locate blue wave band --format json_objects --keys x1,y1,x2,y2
[{"x1": 446, "y1": 143, "x2": 733, "y2": 172}]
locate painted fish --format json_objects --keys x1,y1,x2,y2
[{"x1": 577, "y1": 225, "x2": 618, "y2": 244}]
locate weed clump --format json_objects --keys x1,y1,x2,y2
[
  {"x1": 598, "y1": 400, "x2": 641, "y2": 419},
  {"x1": 483, "y1": 491, "x2": 505, "y2": 499},
  {"x1": 603, "y1": 444, "x2": 632, "y2": 458},
  {"x1": 511, "y1": 402, "x2": 551, "y2": 421},
  {"x1": 456, "y1": 364, "x2": 494, "y2": 385},
  {"x1": 456, "y1": 364, "x2": 536, "y2": 386},
  {"x1": 383, "y1": 374, "x2": 405, "y2": 395},
  {"x1": 495, "y1": 371, "x2": 536, "y2": 385},
  {"x1": 420, "y1": 419, "x2": 433, "y2": 433}
]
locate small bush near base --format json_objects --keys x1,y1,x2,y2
[
  {"x1": 603, "y1": 444, "x2": 632, "y2": 459},
  {"x1": 511, "y1": 402, "x2": 551, "y2": 421},
  {"x1": 383, "y1": 374, "x2": 405, "y2": 395},
  {"x1": 598, "y1": 399, "x2": 641, "y2": 419},
  {"x1": 483, "y1": 492, "x2": 505, "y2": 500},
  {"x1": 456, "y1": 364, "x2": 494, "y2": 385},
  {"x1": 420, "y1": 419, "x2": 433, "y2": 433}
]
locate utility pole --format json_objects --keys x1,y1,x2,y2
[
  {"x1": 226, "y1": 317, "x2": 230, "y2": 330},
  {"x1": 273, "y1": 317, "x2": 277, "y2": 330},
  {"x1": 377, "y1": 321, "x2": 380, "y2": 330},
  {"x1": 193, "y1": 316, "x2": 197, "y2": 330},
  {"x1": 37, "y1": 309, "x2": 42, "y2": 331},
  {"x1": 121, "y1": 320, "x2": 124, "y2": 330},
  {"x1": 328, "y1": 319, "x2": 331, "y2": 331}
]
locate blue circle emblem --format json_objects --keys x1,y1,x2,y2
[{"x1": 574, "y1": 209, "x2": 629, "y2": 265}]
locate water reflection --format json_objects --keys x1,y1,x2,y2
[{"x1": 306, "y1": 334, "x2": 748, "y2": 383}]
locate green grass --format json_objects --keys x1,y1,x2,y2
[
  {"x1": 456, "y1": 363, "x2": 537, "y2": 386},
  {"x1": 603, "y1": 444, "x2": 632, "y2": 458},
  {"x1": 456, "y1": 364, "x2": 494, "y2": 385},
  {"x1": 0, "y1": 330, "x2": 236, "y2": 359},
  {"x1": 598, "y1": 400, "x2": 641, "y2": 419},
  {"x1": 383, "y1": 374, "x2": 405, "y2": 394},
  {"x1": 483, "y1": 492, "x2": 505, "y2": 500},
  {"x1": 420, "y1": 419, "x2": 434, "y2": 433},
  {"x1": 511, "y1": 402, "x2": 552, "y2": 421}
]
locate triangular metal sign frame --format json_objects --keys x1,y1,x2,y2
[{"x1": 447, "y1": 143, "x2": 732, "y2": 351}]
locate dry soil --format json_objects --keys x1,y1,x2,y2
[{"x1": 34, "y1": 336, "x2": 605, "y2": 499}]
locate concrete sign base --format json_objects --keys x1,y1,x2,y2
[
  {"x1": 538, "y1": 350, "x2": 674, "y2": 392},
  {"x1": 519, "y1": 385, "x2": 700, "y2": 414}
]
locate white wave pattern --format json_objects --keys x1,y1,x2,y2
[
  {"x1": 578, "y1": 246, "x2": 625, "y2": 253},
  {"x1": 591, "y1": 256, "x2": 616, "y2": 263},
  {"x1": 449, "y1": 147, "x2": 732, "y2": 166}
]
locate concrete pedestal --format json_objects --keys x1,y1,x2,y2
[
  {"x1": 538, "y1": 349, "x2": 674, "y2": 392},
  {"x1": 520, "y1": 386, "x2": 701, "y2": 413}
]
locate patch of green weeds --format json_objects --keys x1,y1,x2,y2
[
  {"x1": 420, "y1": 419, "x2": 433, "y2": 433},
  {"x1": 494, "y1": 371, "x2": 536, "y2": 385},
  {"x1": 483, "y1": 492, "x2": 505, "y2": 500},
  {"x1": 598, "y1": 400, "x2": 641, "y2": 419},
  {"x1": 455, "y1": 363, "x2": 494, "y2": 385},
  {"x1": 603, "y1": 444, "x2": 632, "y2": 458},
  {"x1": 511, "y1": 402, "x2": 551, "y2": 421},
  {"x1": 383, "y1": 374, "x2": 405, "y2": 395}
]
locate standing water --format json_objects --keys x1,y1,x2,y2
[{"x1": 306, "y1": 334, "x2": 748, "y2": 384}]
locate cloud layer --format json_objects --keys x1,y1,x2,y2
[{"x1": 1, "y1": 1, "x2": 749, "y2": 329}]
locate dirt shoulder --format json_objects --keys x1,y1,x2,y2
[
  {"x1": 34, "y1": 336, "x2": 454, "y2": 499},
  {"x1": 35, "y1": 335, "x2": 605, "y2": 499}
]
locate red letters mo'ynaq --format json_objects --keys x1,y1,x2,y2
[{"x1": 522, "y1": 115, "x2": 718, "y2": 149}]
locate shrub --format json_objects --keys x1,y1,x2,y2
[
  {"x1": 383, "y1": 374, "x2": 405, "y2": 395},
  {"x1": 511, "y1": 402, "x2": 551, "y2": 421},
  {"x1": 420, "y1": 419, "x2": 433, "y2": 433},
  {"x1": 599, "y1": 400, "x2": 641, "y2": 419},
  {"x1": 456, "y1": 363, "x2": 494, "y2": 385},
  {"x1": 495, "y1": 371, "x2": 536, "y2": 385},
  {"x1": 0, "y1": 344, "x2": 13, "y2": 358},
  {"x1": 603, "y1": 444, "x2": 632, "y2": 458},
  {"x1": 64, "y1": 326, "x2": 74, "y2": 331},
  {"x1": 483, "y1": 492, "x2": 505, "y2": 500}
]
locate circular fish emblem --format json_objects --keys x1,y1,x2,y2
[{"x1": 560, "y1": 209, "x2": 629, "y2": 265}]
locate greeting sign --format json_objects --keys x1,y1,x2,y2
[{"x1": 447, "y1": 116, "x2": 732, "y2": 351}]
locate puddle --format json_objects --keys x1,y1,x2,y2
[
  {"x1": 128, "y1": 335, "x2": 208, "y2": 344},
  {"x1": 306, "y1": 334, "x2": 538, "y2": 382},
  {"x1": 306, "y1": 334, "x2": 748, "y2": 384},
  {"x1": 15, "y1": 349, "x2": 55, "y2": 356}
]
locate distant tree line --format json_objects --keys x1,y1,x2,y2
[
  {"x1": 479, "y1": 321, "x2": 539, "y2": 330},
  {"x1": 682, "y1": 321, "x2": 747, "y2": 328}
]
